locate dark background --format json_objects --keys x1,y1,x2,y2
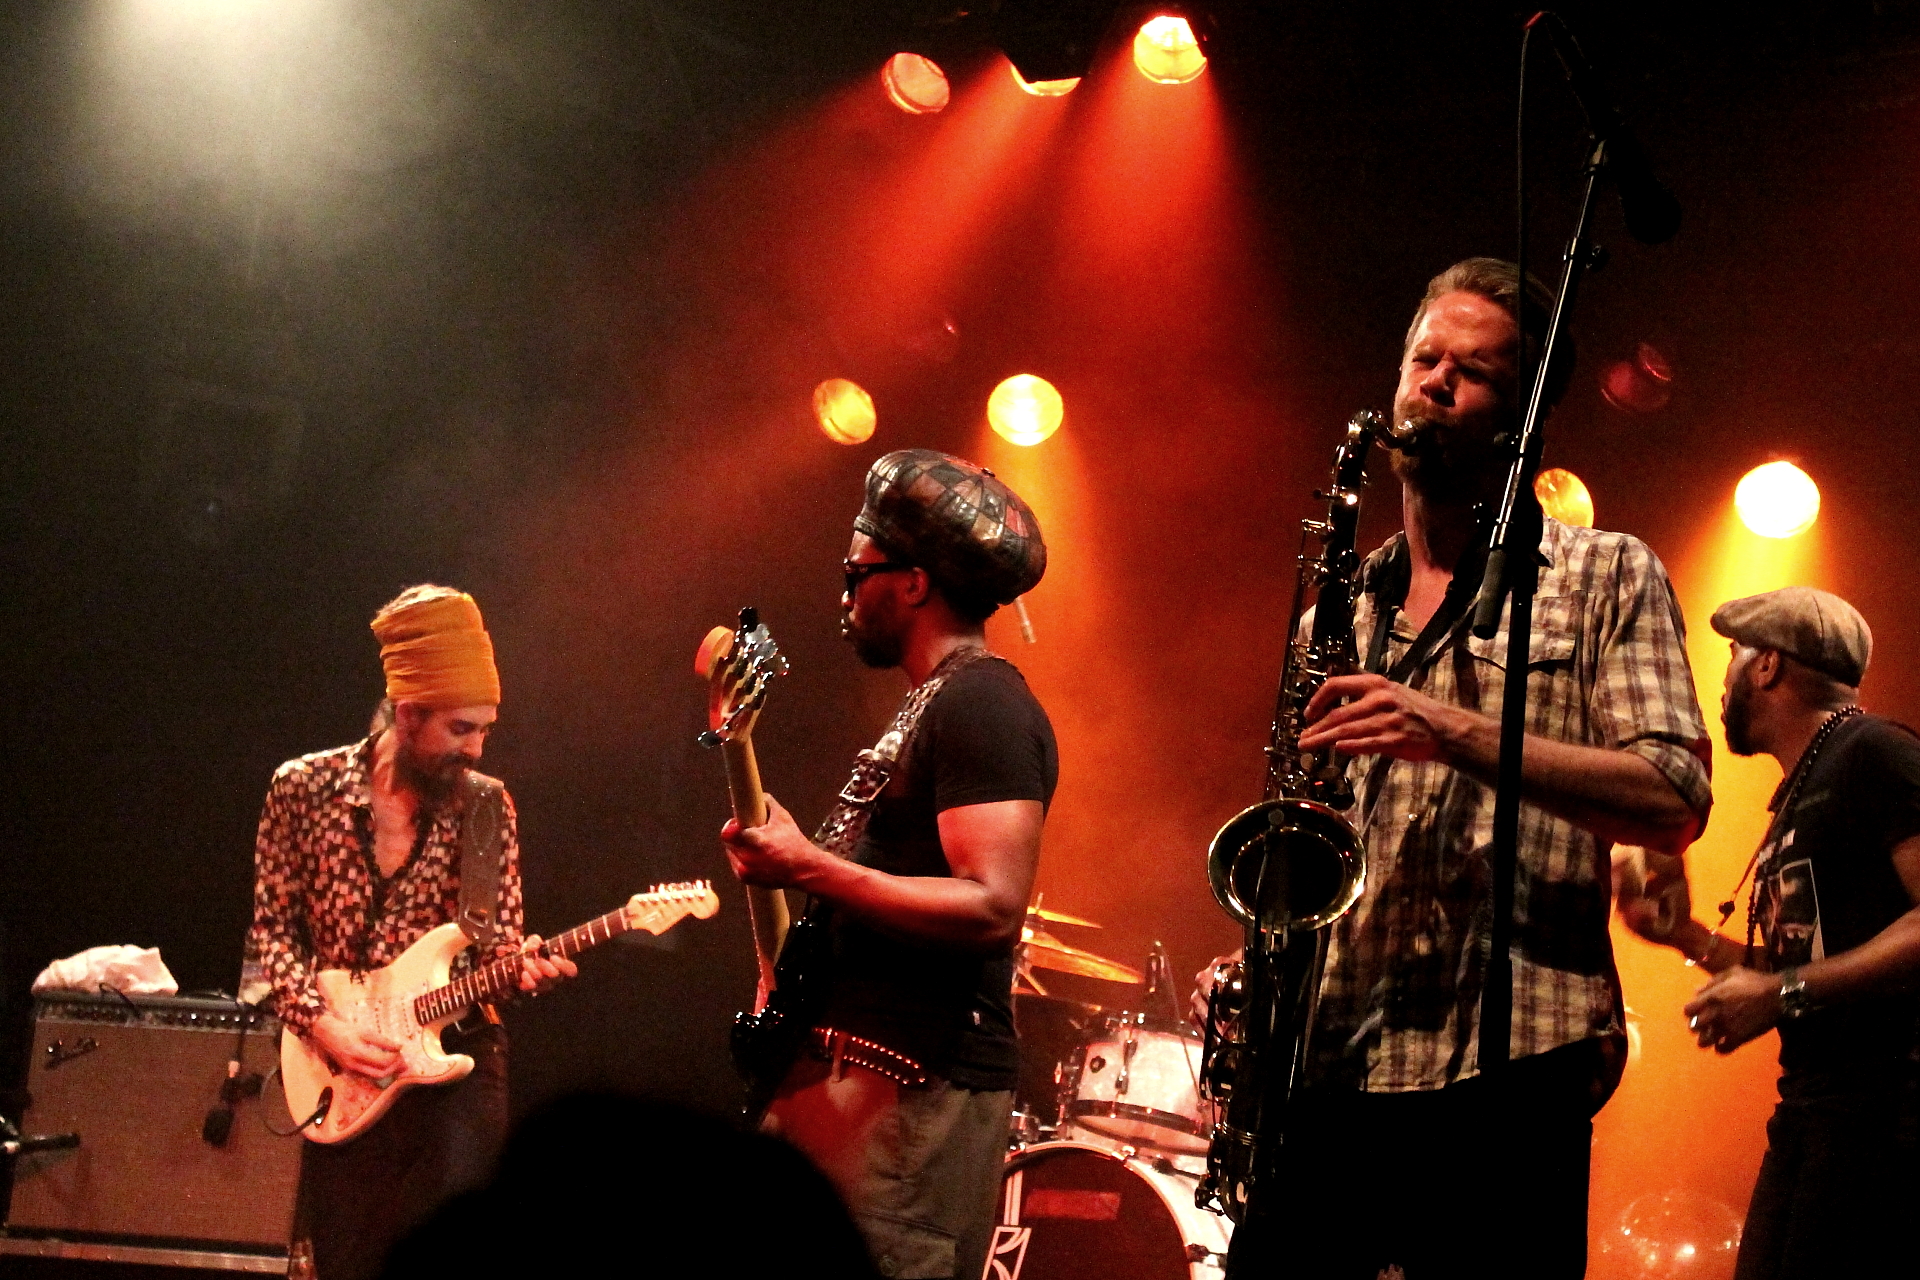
[{"x1": 5, "y1": 1, "x2": 1920, "y2": 1263}]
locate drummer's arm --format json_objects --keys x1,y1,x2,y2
[{"x1": 723, "y1": 795, "x2": 1042, "y2": 952}]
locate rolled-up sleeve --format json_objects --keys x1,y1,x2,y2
[{"x1": 1590, "y1": 536, "x2": 1714, "y2": 823}]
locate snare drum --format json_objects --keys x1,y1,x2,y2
[
  {"x1": 1063, "y1": 1017, "x2": 1210, "y2": 1154},
  {"x1": 985, "y1": 1140, "x2": 1230, "y2": 1280}
]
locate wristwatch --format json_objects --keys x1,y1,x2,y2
[{"x1": 1778, "y1": 966, "x2": 1814, "y2": 1019}]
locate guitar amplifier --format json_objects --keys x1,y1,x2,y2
[{"x1": 4, "y1": 991, "x2": 303, "y2": 1253}]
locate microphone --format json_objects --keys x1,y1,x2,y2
[
  {"x1": 202, "y1": 1059, "x2": 264, "y2": 1146},
  {"x1": 1531, "y1": 12, "x2": 1681, "y2": 245}
]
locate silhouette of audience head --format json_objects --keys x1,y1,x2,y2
[{"x1": 382, "y1": 1090, "x2": 877, "y2": 1276}]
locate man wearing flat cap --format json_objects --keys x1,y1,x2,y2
[
  {"x1": 1619, "y1": 586, "x2": 1920, "y2": 1280},
  {"x1": 247, "y1": 585, "x2": 575, "y2": 1280},
  {"x1": 722, "y1": 450, "x2": 1056, "y2": 1280}
]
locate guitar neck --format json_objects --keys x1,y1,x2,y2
[
  {"x1": 723, "y1": 736, "x2": 791, "y2": 986},
  {"x1": 414, "y1": 906, "x2": 634, "y2": 1025}
]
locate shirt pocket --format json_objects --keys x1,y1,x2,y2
[{"x1": 1463, "y1": 594, "x2": 1580, "y2": 669}]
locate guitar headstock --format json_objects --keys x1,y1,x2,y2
[
  {"x1": 624, "y1": 880, "x2": 721, "y2": 935},
  {"x1": 695, "y1": 606, "x2": 788, "y2": 749}
]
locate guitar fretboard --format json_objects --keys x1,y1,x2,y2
[{"x1": 412, "y1": 884, "x2": 706, "y2": 1026}]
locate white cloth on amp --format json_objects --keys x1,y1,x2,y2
[{"x1": 31, "y1": 944, "x2": 179, "y2": 996}]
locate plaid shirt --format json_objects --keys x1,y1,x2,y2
[
  {"x1": 246, "y1": 738, "x2": 525, "y2": 1034},
  {"x1": 1311, "y1": 518, "x2": 1712, "y2": 1092}
]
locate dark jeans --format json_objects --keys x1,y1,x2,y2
[
  {"x1": 1734, "y1": 1065, "x2": 1920, "y2": 1280},
  {"x1": 297, "y1": 1022, "x2": 508, "y2": 1280},
  {"x1": 1231, "y1": 1038, "x2": 1613, "y2": 1280}
]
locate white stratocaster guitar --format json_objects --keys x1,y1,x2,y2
[{"x1": 281, "y1": 880, "x2": 719, "y2": 1144}]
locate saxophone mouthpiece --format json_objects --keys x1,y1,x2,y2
[{"x1": 1378, "y1": 414, "x2": 1432, "y2": 452}]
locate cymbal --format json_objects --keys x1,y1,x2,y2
[
  {"x1": 1025, "y1": 905, "x2": 1103, "y2": 929},
  {"x1": 1020, "y1": 926, "x2": 1144, "y2": 985}
]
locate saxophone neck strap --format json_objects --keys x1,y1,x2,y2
[{"x1": 1365, "y1": 523, "x2": 1492, "y2": 685}]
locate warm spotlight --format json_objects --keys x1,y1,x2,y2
[
  {"x1": 1133, "y1": 16, "x2": 1207, "y2": 84},
  {"x1": 813, "y1": 378, "x2": 877, "y2": 445},
  {"x1": 1009, "y1": 63, "x2": 1081, "y2": 96},
  {"x1": 1534, "y1": 467, "x2": 1595, "y2": 528},
  {"x1": 1735, "y1": 461, "x2": 1820, "y2": 538},
  {"x1": 987, "y1": 375, "x2": 1064, "y2": 446},
  {"x1": 882, "y1": 53, "x2": 950, "y2": 115}
]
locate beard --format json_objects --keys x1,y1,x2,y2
[
  {"x1": 1723, "y1": 667, "x2": 1758, "y2": 757},
  {"x1": 1387, "y1": 402, "x2": 1510, "y2": 506},
  {"x1": 841, "y1": 611, "x2": 905, "y2": 670},
  {"x1": 395, "y1": 737, "x2": 472, "y2": 804}
]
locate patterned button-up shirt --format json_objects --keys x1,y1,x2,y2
[
  {"x1": 247, "y1": 738, "x2": 525, "y2": 1035},
  {"x1": 1311, "y1": 517, "x2": 1712, "y2": 1092}
]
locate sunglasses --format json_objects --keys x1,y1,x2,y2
[{"x1": 842, "y1": 559, "x2": 913, "y2": 595}]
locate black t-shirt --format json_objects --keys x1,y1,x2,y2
[
  {"x1": 817, "y1": 657, "x2": 1058, "y2": 1091},
  {"x1": 1754, "y1": 714, "x2": 1920, "y2": 1073}
]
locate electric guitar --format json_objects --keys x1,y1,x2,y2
[{"x1": 281, "y1": 881, "x2": 719, "y2": 1144}]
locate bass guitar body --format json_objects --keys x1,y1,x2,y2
[
  {"x1": 280, "y1": 922, "x2": 475, "y2": 1145},
  {"x1": 730, "y1": 912, "x2": 828, "y2": 1118}
]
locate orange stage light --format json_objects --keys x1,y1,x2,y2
[
  {"x1": 1534, "y1": 467, "x2": 1595, "y2": 528},
  {"x1": 881, "y1": 53, "x2": 950, "y2": 115},
  {"x1": 1010, "y1": 63, "x2": 1080, "y2": 97},
  {"x1": 812, "y1": 378, "x2": 877, "y2": 444},
  {"x1": 1734, "y1": 460, "x2": 1820, "y2": 538},
  {"x1": 987, "y1": 374, "x2": 1064, "y2": 445},
  {"x1": 1132, "y1": 15, "x2": 1207, "y2": 84}
]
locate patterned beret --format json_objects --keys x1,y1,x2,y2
[{"x1": 853, "y1": 449, "x2": 1046, "y2": 606}]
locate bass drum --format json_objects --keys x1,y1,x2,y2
[{"x1": 983, "y1": 1141, "x2": 1230, "y2": 1280}]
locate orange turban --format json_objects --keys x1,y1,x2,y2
[{"x1": 371, "y1": 592, "x2": 501, "y2": 708}]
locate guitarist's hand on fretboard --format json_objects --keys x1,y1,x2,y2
[
  {"x1": 720, "y1": 794, "x2": 828, "y2": 891},
  {"x1": 515, "y1": 933, "x2": 578, "y2": 997}
]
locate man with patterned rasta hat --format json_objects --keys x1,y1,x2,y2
[
  {"x1": 247, "y1": 585, "x2": 576, "y2": 1280},
  {"x1": 1620, "y1": 586, "x2": 1920, "y2": 1280},
  {"x1": 722, "y1": 450, "x2": 1057, "y2": 1280}
]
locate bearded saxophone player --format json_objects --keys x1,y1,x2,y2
[{"x1": 1195, "y1": 258, "x2": 1713, "y2": 1279}]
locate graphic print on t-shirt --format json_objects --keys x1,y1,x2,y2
[{"x1": 1757, "y1": 828, "x2": 1826, "y2": 969}]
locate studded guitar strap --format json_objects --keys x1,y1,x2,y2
[{"x1": 811, "y1": 645, "x2": 997, "y2": 856}]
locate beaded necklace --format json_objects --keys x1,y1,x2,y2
[{"x1": 1725, "y1": 705, "x2": 1863, "y2": 962}]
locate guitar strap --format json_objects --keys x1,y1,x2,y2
[
  {"x1": 810, "y1": 645, "x2": 998, "y2": 859},
  {"x1": 456, "y1": 773, "x2": 507, "y2": 954}
]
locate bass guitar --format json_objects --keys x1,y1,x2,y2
[
  {"x1": 281, "y1": 881, "x2": 719, "y2": 1144},
  {"x1": 695, "y1": 608, "x2": 823, "y2": 1116}
]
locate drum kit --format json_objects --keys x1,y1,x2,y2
[{"x1": 990, "y1": 902, "x2": 1231, "y2": 1280}]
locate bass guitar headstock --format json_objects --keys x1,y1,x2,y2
[{"x1": 695, "y1": 606, "x2": 788, "y2": 749}]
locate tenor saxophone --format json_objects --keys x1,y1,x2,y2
[{"x1": 1196, "y1": 410, "x2": 1415, "y2": 1229}]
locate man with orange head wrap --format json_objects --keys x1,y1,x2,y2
[{"x1": 247, "y1": 585, "x2": 575, "y2": 1280}]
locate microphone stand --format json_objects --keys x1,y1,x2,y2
[{"x1": 1469, "y1": 136, "x2": 1611, "y2": 1075}]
